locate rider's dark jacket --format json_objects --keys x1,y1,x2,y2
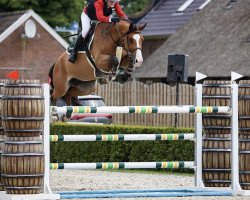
[{"x1": 84, "y1": 0, "x2": 126, "y2": 22}]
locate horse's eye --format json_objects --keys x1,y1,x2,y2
[{"x1": 129, "y1": 38, "x2": 133, "y2": 43}]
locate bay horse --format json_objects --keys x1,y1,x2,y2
[{"x1": 49, "y1": 19, "x2": 146, "y2": 106}]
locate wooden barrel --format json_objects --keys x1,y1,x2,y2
[
  {"x1": 0, "y1": 81, "x2": 5, "y2": 190},
  {"x1": 0, "y1": 81, "x2": 4, "y2": 135},
  {"x1": 202, "y1": 80, "x2": 231, "y2": 187},
  {"x1": 1, "y1": 80, "x2": 45, "y2": 194},
  {"x1": 239, "y1": 80, "x2": 250, "y2": 190},
  {"x1": 1, "y1": 136, "x2": 44, "y2": 194},
  {"x1": 0, "y1": 135, "x2": 5, "y2": 191},
  {"x1": 1, "y1": 80, "x2": 44, "y2": 137}
]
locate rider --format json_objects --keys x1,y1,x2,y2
[{"x1": 68, "y1": 0, "x2": 128, "y2": 63}]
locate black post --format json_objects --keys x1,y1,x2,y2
[{"x1": 174, "y1": 74, "x2": 180, "y2": 127}]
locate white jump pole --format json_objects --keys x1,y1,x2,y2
[
  {"x1": 42, "y1": 83, "x2": 52, "y2": 194},
  {"x1": 230, "y1": 72, "x2": 243, "y2": 195},
  {"x1": 42, "y1": 83, "x2": 60, "y2": 199},
  {"x1": 195, "y1": 72, "x2": 207, "y2": 188}
]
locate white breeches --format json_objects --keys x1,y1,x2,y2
[{"x1": 81, "y1": 12, "x2": 91, "y2": 38}]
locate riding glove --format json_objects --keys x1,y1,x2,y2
[{"x1": 111, "y1": 17, "x2": 120, "y2": 23}]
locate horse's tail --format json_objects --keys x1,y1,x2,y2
[{"x1": 48, "y1": 64, "x2": 55, "y2": 95}]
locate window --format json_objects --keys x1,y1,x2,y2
[
  {"x1": 197, "y1": 0, "x2": 212, "y2": 10},
  {"x1": 177, "y1": 0, "x2": 195, "y2": 12}
]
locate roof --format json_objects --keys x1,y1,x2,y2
[
  {"x1": 138, "y1": 0, "x2": 212, "y2": 37},
  {"x1": 0, "y1": 9, "x2": 69, "y2": 48},
  {"x1": 134, "y1": 0, "x2": 250, "y2": 78}
]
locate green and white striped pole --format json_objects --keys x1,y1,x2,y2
[
  {"x1": 50, "y1": 133, "x2": 195, "y2": 142},
  {"x1": 50, "y1": 161, "x2": 195, "y2": 170},
  {"x1": 51, "y1": 105, "x2": 230, "y2": 116}
]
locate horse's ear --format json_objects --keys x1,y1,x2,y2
[
  {"x1": 129, "y1": 23, "x2": 135, "y2": 31},
  {"x1": 138, "y1": 23, "x2": 147, "y2": 31}
]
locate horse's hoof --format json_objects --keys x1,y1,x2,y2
[
  {"x1": 61, "y1": 115, "x2": 70, "y2": 122},
  {"x1": 50, "y1": 115, "x2": 59, "y2": 124}
]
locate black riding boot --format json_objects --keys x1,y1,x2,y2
[{"x1": 68, "y1": 34, "x2": 85, "y2": 63}]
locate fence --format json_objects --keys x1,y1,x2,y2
[{"x1": 96, "y1": 81, "x2": 194, "y2": 127}]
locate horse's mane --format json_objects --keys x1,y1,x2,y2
[{"x1": 119, "y1": 18, "x2": 133, "y2": 24}]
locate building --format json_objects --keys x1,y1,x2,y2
[
  {"x1": 0, "y1": 9, "x2": 68, "y2": 83},
  {"x1": 134, "y1": 0, "x2": 250, "y2": 84},
  {"x1": 138, "y1": 0, "x2": 212, "y2": 60}
]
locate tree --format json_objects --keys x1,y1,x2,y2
[
  {"x1": 0, "y1": 0, "x2": 150, "y2": 27},
  {"x1": 0, "y1": 0, "x2": 85, "y2": 27},
  {"x1": 122, "y1": 0, "x2": 150, "y2": 16}
]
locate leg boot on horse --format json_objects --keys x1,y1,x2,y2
[{"x1": 68, "y1": 34, "x2": 85, "y2": 63}]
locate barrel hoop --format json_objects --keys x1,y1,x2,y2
[
  {"x1": 202, "y1": 169, "x2": 231, "y2": 172},
  {"x1": 202, "y1": 149, "x2": 231, "y2": 152},
  {"x1": 203, "y1": 84, "x2": 231, "y2": 87},
  {"x1": 239, "y1": 116, "x2": 250, "y2": 120},
  {"x1": 2, "y1": 174, "x2": 44, "y2": 178},
  {"x1": 203, "y1": 126, "x2": 231, "y2": 129},
  {"x1": 4, "y1": 129, "x2": 43, "y2": 133},
  {"x1": 238, "y1": 84, "x2": 250, "y2": 88},
  {"x1": 239, "y1": 151, "x2": 250, "y2": 154},
  {"x1": 3, "y1": 186, "x2": 43, "y2": 190},
  {"x1": 202, "y1": 115, "x2": 231, "y2": 119},
  {"x1": 203, "y1": 180, "x2": 231, "y2": 183},
  {"x1": 239, "y1": 139, "x2": 250, "y2": 142},
  {"x1": 240, "y1": 183, "x2": 250, "y2": 186},
  {"x1": 239, "y1": 128, "x2": 250, "y2": 131},
  {"x1": 2, "y1": 153, "x2": 45, "y2": 157},
  {"x1": 239, "y1": 96, "x2": 250, "y2": 100},
  {"x1": 2, "y1": 117, "x2": 44, "y2": 121},
  {"x1": 202, "y1": 95, "x2": 231, "y2": 99},
  {"x1": 3, "y1": 84, "x2": 42, "y2": 87},
  {"x1": 239, "y1": 171, "x2": 250, "y2": 175},
  {"x1": 203, "y1": 137, "x2": 231, "y2": 141},
  {"x1": 2, "y1": 96, "x2": 44, "y2": 100},
  {"x1": 4, "y1": 140, "x2": 43, "y2": 145}
]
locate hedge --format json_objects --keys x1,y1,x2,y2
[{"x1": 50, "y1": 123, "x2": 195, "y2": 172}]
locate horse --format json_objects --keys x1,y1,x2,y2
[{"x1": 49, "y1": 19, "x2": 146, "y2": 106}]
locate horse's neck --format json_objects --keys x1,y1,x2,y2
[{"x1": 92, "y1": 23, "x2": 128, "y2": 52}]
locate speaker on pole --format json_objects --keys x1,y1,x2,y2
[
  {"x1": 167, "y1": 54, "x2": 189, "y2": 85},
  {"x1": 167, "y1": 54, "x2": 189, "y2": 127}
]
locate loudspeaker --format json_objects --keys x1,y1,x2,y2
[{"x1": 167, "y1": 54, "x2": 189, "y2": 84}]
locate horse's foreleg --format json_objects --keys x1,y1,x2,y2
[
  {"x1": 109, "y1": 55, "x2": 119, "y2": 72},
  {"x1": 95, "y1": 55, "x2": 119, "y2": 83}
]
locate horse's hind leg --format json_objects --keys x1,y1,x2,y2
[{"x1": 50, "y1": 67, "x2": 70, "y2": 105}]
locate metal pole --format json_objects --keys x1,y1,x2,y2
[
  {"x1": 231, "y1": 79, "x2": 241, "y2": 195},
  {"x1": 174, "y1": 75, "x2": 180, "y2": 127},
  {"x1": 195, "y1": 82, "x2": 205, "y2": 188},
  {"x1": 42, "y1": 83, "x2": 52, "y2": 194},
  {"x1": 195, "y1": 72, "x2": 207, "y2": 188}
]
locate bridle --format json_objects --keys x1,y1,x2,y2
[
  {"x1": 99, "y1": 20, "x2": 144, "y2": 81},
  {"x1": 107, "y1": 22, "x2": 143, "y2": 59}
]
